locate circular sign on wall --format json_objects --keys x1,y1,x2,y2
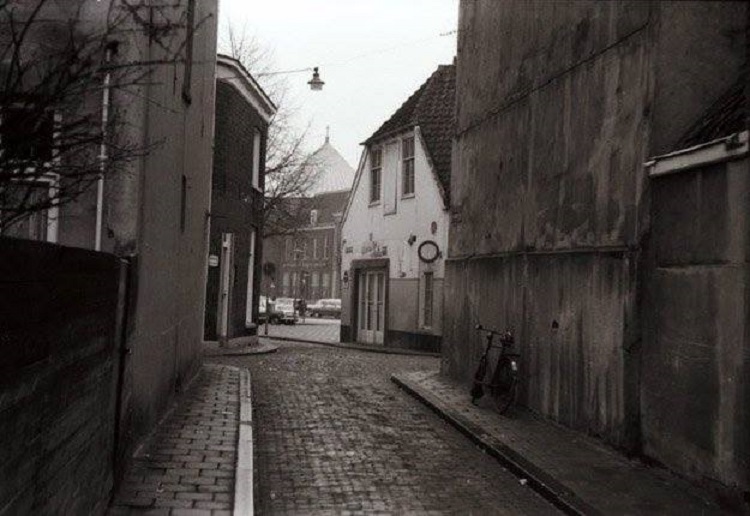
[{"x1": 418, "y1": 240, "x2": 440, "y2": 263}]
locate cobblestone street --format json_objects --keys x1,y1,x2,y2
[{"x1": 210, "y1": 342, "x2": 559, "y2": 515}]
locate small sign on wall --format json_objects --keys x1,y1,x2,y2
[{"x1": 208, "y1": 255, "x2": 219, "y2": 267}]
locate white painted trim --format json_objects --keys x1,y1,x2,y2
[
  {"x1": 645, "y1": 131, "x2": 749, "y2": 177},
  {"x1": 216, "y1": 55, "x2": 277, "y2": 123},
  {"x1": 341, "y1": 148, "x2": 367, "y2": 226},
  {"x1": 234, "y1": 368, "x2": 254, "y2": 516},
  {"x1": 245, "y1": 229, "x2": 256, "y2": 328}
]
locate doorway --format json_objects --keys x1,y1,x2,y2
[
  {"x1": 356, "y1": 269, "x2": 386, "y2": 344},
  {"x1": 217, "y1": 232, "x2": 234, "y2": 343}
]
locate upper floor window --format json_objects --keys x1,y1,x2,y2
[
  {"x1": 323, "y1": 234, "x2": 330, "y2": 259},
  {"x1": 252, "y1": 128, "x2": 261, "y2": 189},
  {"x1": 285, "y1": 236, "x2": 293, "y2": 260},
  {"x1": 0, "y1": 106, "x2": 55, "y2": 163},
  {"x1": 402, "y1": 136, "x2": 415, "y2": 196},
  {"x1": 310, "y1": 209, "x2": 318, "y2": 226},
  {"x1": 370, "y1": 147, "x2": 382, "y2": 203}
]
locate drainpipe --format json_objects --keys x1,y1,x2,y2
[{"x1": 95, "y1": 45, "x2": 114, "y2": 251}]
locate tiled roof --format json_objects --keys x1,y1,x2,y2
[
  {"x1": 676, "y1": 78, "x2": 746, "y2": 149},
  {"x1": 364, "y1": 64, "x2": 456, "y2": 206}
]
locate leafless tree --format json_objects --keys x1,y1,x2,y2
[
  {"x1": 220, "y1": 22, "x2": 322, "y2": 239},
  {"x1": 0, "y1": 0, "x2": 207, "y2": 235}
]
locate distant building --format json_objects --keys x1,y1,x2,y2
[
  {"x1": 203, "y1": 55, "x2": 276, "y2": 344},
  {"x1": 262, "y1": 134, "x2": 354, "y2": 301},
  {"x1": 340, "y1": 64, "x2": 455, "y2": 351}
]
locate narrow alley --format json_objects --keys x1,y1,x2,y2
[{"x1": 210, "y1": 342, "x2": 560, "y2": 515}]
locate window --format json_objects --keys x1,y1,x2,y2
[
  {"x1": 311, "y1": 272, "x2": 319, "y2": 288},
  {"x1": 402, "y1": 136, "x2": 415, "y2": 196},
  {"x1": 300, "y1": 240, "x2": 307, "y2": 259},
  {"x1": 322, "y1": 272, "x2": 330, "y2": 288},
  {"x1": 370, "y1": 148, "x2": 382, "y2": 203},
  {"x1": 0, "y1": 177, "x2": 58, "y2": 242},
  {"x1": 252, "y1": 129, "x2": 261, "y2": 189},
  {"x1": 182, "y1": 0, "x2": 196, "y2": 104},
  {"x1": 423, "y1": 272, "x2": 434, "y2": 328},
  {"x1": 0, "y1": 106, "x2": 54, "y2": 162},
  {"x1": 285, "y1": 237, "x2": 293, "y2": 260},
  {"x1": 323, "y1": 235, "x2": 330, "y2": 259},
  {"x1": 310, "y1": 209, "x2": 318, "y2": 226},
  {"x1": 312, "y1": 237, "x2": 319, "y2": 259},
  {"x1": 180, "y1": 175, "x2": 187, "y2": 233}
]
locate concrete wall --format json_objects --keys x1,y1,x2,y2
[
  {"x1": 341, "y1": 129, "x2": 449, "y2": 349},
  {"x1": 99, "y1": 0, "x2": 219, "y2": 465},
  {"x1": 204, "y1": 81, "x2": 267, "y2": 341},
  {"x1": 0, "y1": 238, "x2": 123, "y2": 515},
  {"x1": 446, "y1": 0, "x2": 746, "y2": 448},
  {"x1": 643, "y1": 159, "x2": 750, "y2": 491}
]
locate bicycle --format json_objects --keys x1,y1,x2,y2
[{"x1": 470, "y1": 324, "x2": 519, "y2": 414}]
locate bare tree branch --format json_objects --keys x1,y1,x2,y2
[
  {"x1": 219, "y1": 21, "x2": 321, "y2": 238},
  {"x1": 0, "y1": 0, "x2": 210, "y2": 234}
]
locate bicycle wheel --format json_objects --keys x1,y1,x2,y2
[
  {"x1": 490, "y1": 357, "x2": 518, "y2": 414},
  {"x1": 470, "y1": 355, "x2": 488, "y2": 404}
]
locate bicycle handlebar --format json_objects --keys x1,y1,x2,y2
[{"x1": 475, "y1": 324, "x2": 513, "y2": 341}]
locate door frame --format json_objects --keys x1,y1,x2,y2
[
  {"x1": 218, "y1": 232, "x2": 235, "y2": 344},
  {"x1": 349, "y1": 258, "x2": 389, "y2": 345}
]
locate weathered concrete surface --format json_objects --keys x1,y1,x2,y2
[
  {"x1": 446, "y1": 0, "x2": 747, "y2": 453},
  {"x1": 643, "y1": 159, "x2": 750, "y2": 492},
  {"x1": 443, "y1": 251, "x2": 636, "y2": 445}
]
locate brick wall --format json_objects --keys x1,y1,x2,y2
[
  {"x1": 204, "y1": 80, "x2": 268, "y2": 341},
  {"x1": 0, "y1": 238, "x2": 123, "y2": 515}
]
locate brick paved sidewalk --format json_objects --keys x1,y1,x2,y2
[
  {"x1": 109, "y1": 364, "x2": 242, "y2": 516},
  {"x1": 393, "y1": 371, "x2": 725, "y2": 515}
]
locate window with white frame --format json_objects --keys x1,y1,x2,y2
[
  {"x1": 370, "y1": 147, "x2": 382, "y2": 203},
  {"x1": 402, "y1": 136, "x2": 415, "y2": 196},
  {"x1": 0, "y1": 106, "x2": 59, "y2": 242},
  {"x1": 422, "y1": 272, "x2": 434, "y2": 328},
  {"x1": 312, "y1": 237, "x2": 319, "y2": 259},
  {"x1": 252, "y1": 128, "x2": 261, "y2": 189},
  {"x1": 310, "y1": 209, "x2": 318, "y2": 226}
]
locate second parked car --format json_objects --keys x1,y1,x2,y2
[{"x1": 308, "y1": 298, "x2": 342, "y2": 318}]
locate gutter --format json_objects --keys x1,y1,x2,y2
[{"x1": 644, "y1": 131, "x2": 748, "y2": 177}]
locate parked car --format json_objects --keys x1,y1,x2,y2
[
  {"x1": 308, "y1": 298, "x2": 342, "y2": 318},
  {"x1": 258, "y1": 296, "x2": 284, "y2": 325},
  {"x1": 272, "y1": 298, "x2": 298, "y2": 325}
]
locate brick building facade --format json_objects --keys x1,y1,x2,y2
[{"x1": 204, "y1": 55, "x2": 275, "y2": 343}]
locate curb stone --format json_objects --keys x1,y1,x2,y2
[
  {"x1": 391, "y1": 372, "x2": 598, "y2": 516},
  {"x1": 234, "y1": 368, "x2": 253, "y2": 516},
  {"x1": 205, "y1": 341, "x2": 279, "y2": 357},
  {"x1": 260, "y1": 336, "x2": 440, "y2": 357}
]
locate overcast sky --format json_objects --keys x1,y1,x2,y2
[{"x1": 217, "y1": 0, "x2": 459, "y2": 169}]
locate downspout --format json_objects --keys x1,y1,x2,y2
[{"x1": 96, "y1": 45, "x2": 113, "y2": 251}]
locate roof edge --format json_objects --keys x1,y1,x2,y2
[{"x1": 216, "y1": 54, "x2": 277, "y2": 122}]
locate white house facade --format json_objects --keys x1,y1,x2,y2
[{"x1": 340, "y1": 64, "x2": 455, "y2": 352}]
